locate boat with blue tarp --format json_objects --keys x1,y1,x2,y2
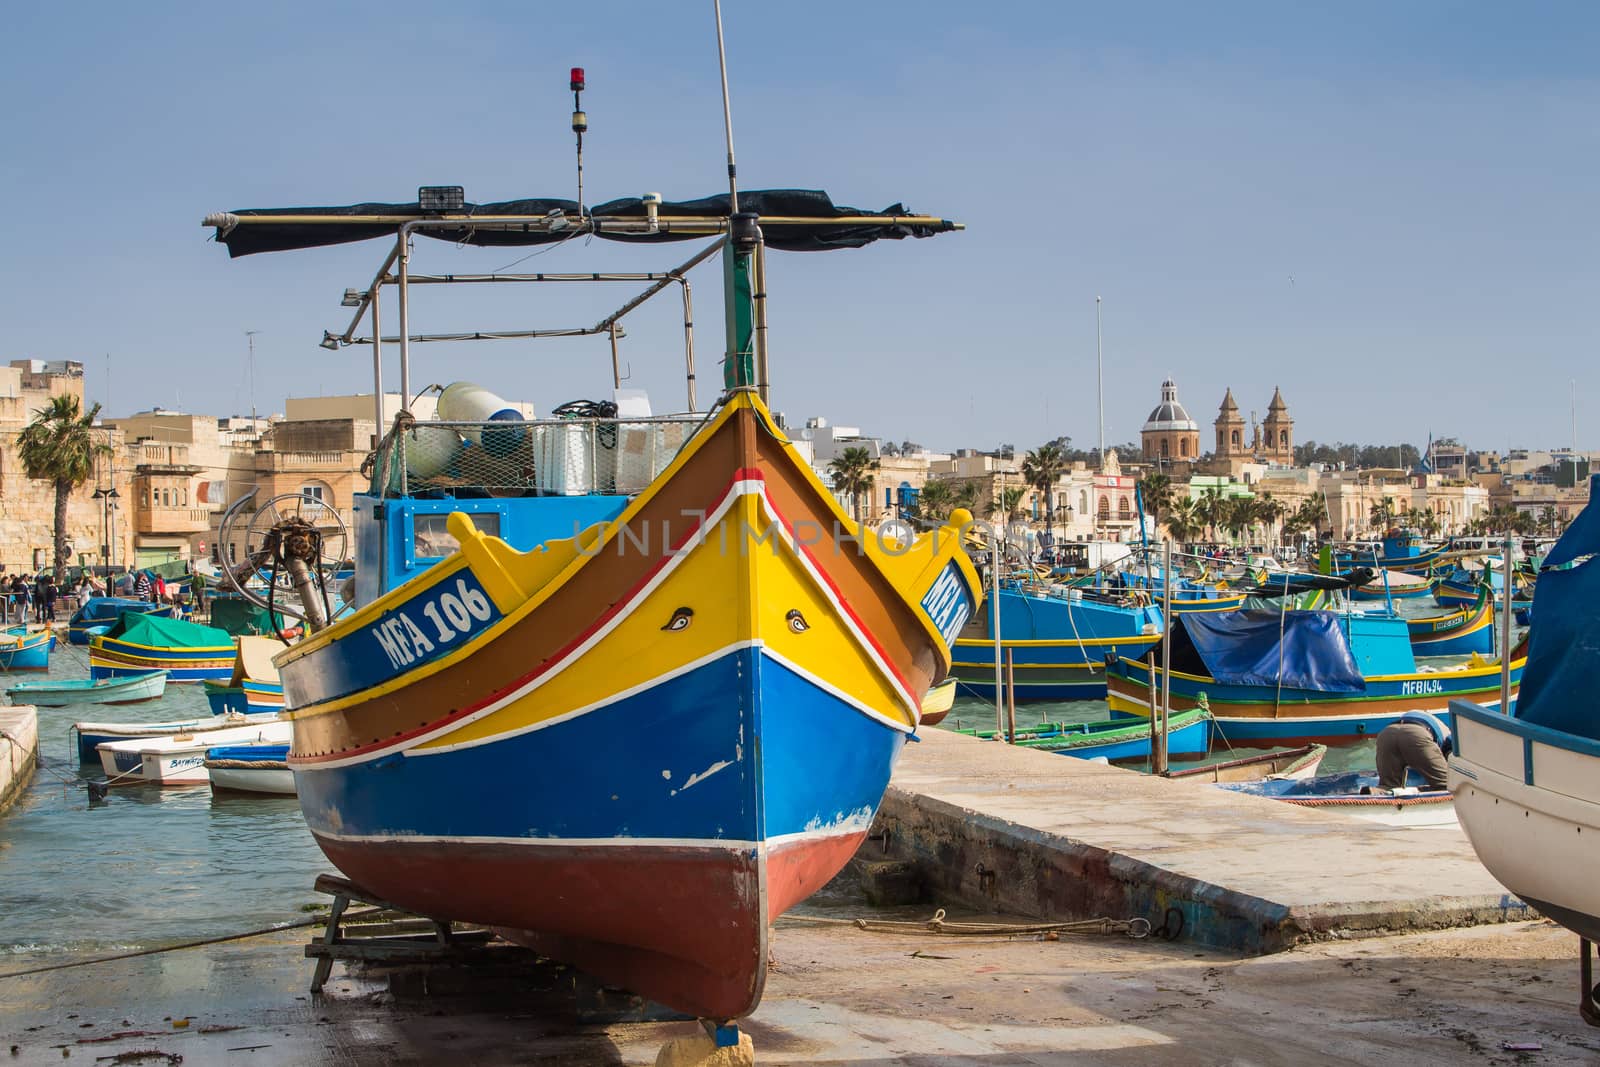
[
  {"x1": 1220, "y1": 768, "x2": 1455, "y2": 827},
  {"x1": 1106, "y1": 606, "x2": 1523, "y2": 746},
  {"x1": 67, "y1": 598, "x2": 175, "y2": 645}
]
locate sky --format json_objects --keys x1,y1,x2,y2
[{"x1": 1, "y1": 1, "x2": 1596, "y2": 457}]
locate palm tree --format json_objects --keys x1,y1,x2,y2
[
  {"x1": 1252, "y1": 493, "x2": 1285, "y2": 545},
  {"x1": 1021, "y1": 443, "x2": 1067, "y2": 540},
  {"x1": 914, "y1": 480, "x2": 958, "y2": 523},
  {"x1": 1223, "y1": 496, "x2": 1253, "y2": 543},
  {"x1": 1138, "y1": 472, "x2": 1174, "y2": 536},
  {"x1": 1164, "y1": 498, "x2": 1203, "y2": 543},
  {"x1": 1539, "y1": 505, "x2": 1559, "y2": 536},
  {"x1": 828, "y1": 446, "x2": 877, "y2": 523},
  {"x1": 1368, "y1": 497, "x2": 1395, "y2": 534},
  {"x1": 17, "y1": 394, "x2": 110, "y2": 577},
  {"x1": 1197, "y1": 487, "x2": 1227, "y2": 542},
  {"x1": 952, "y1": 479, "x2": 983, "y2": 514},
  {"x1": 992, "y1": 485, "x2": 1027, "y2": 523}
]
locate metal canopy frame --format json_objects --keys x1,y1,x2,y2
[{"x1": 201, "y1": 207, "x2": 962, "y2": 424}]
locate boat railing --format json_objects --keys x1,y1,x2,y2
[{"x1": 368, "y1": 415, "x2": 708, "y2": 499}]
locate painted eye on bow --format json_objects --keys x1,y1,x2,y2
[
  {"x1": 785, "y1": 609, "x2": 810, "y2": 633},
  {"x1": 662, "y1": 607, "x2": 694, "y2": 632}
]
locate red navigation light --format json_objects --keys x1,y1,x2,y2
[{"x1": 570, "y1": 67, "x2": 585, "y2": 92}]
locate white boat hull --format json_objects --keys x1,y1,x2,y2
[
  {"x1": 1450, "y1": 700, "x2": 1600, "y2": 940},
  {"x1": 206, "y1": 764, "x2": 296, "y2": 795},
  {"x1": 97, "y1": 719, "x2": 291, "y2": 786}
]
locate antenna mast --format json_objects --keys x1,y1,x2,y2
[
  {"x1": 245, "y1": 330, "x2": 261, "y2": 425},
  {"x1": 714, "y1": 0, "x2": 738, "y2": 212},
  {"x1": 570, "y1": 67, "x2": 587, "y2": 216}
]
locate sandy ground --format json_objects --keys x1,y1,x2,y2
[{"x1": 1, "y1": 917, "x2": 1596, "y2": 1065}]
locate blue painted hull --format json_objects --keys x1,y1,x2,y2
[
  {"x1": 1057, "y1": 716, "x2": 1209, "y2": 761},
  {"x1": 294, "y1": 646, "x2": 899, "y2": 845},
  {"x1": 0, "y1": 632, "x2": 51, "y2": 670}
]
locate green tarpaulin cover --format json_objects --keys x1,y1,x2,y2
[{"x1": 103, "y1": 612, "x2": 233, "y2": 649}]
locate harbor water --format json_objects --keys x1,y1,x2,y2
[{"x1": 0, "y1": 640, "x2": 326, "y2": 968}]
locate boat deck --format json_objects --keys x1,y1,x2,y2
[{"x1": 883, "y1": 728, "x2": 1525, "y2": 952}]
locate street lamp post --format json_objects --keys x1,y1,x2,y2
[{"x1": 93, "y1": 487, "x2": 120, "y2": 575}]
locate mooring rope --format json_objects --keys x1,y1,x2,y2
[{"x1": 0, "y1": 917, "x2": 324, "y2": 981}]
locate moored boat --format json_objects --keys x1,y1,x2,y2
[
  {"x1": 89, "y1": 613, "x2": 235, "y2": 682},
  {"x1": 68, "y1": 598, "x2": 174, "y2": 645},
  {"x1": 73, "y1": 710, "x2": 281, "y2": 763},
  {"x1": 917, "y1": 678, "x2": 957, "y2": 727},
  {"x1": 97, "y1": 717, "x2": 291, "y2": 785},
  {"x1": 0, "y1": 628, "x2": 52, "y2": 671},
  {"x1": 205, "y1": 742, "x2": 295, "y2": 795},
  {"x1": 1167, "y1": 743, "x2": 1326, "y2": 783},
  {"x1": 7, "y1": 669, "x2": 167, "y2": 708},
  {"x1": 1106, "y1": 608, "x2": 1524, "y2": 746},
  {"x1": 1405, "y1": 584, "x2": 1494, "y2": 657}
]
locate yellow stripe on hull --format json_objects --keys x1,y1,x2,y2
[{"x1": 411, "y1": 481, "x2": 920, "y2": 753}]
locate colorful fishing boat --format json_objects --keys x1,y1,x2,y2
[
  {"x1": 1349, "y1": 570, "x2": 1433, "y2": 601},
  {"x1": 1105, "y1": 609, "x2": 1524, "y2": 746},
  {"x1": 1405, "y1": 584, "x2": 1494, "y2": 657},
  {"x1": 1335, "y1": 530, "x2": 1448, "y2": 573},
  {"x1": 1450, "y1": 474, "x2": 1600, "y2": 1016},
  {"x1": 205, "y1": 742, "x2": 295, "y2": 795},
  {"x1": 7, "y1": 669, "x2": 167, "y2": 708},
  {"x1": 1014, "y1": 708, "x2": 1211, "y2": 761},
  {"x1": 1432, "y1": 562, "x2": 1532, "y2": 611},
  {"x1": 918, "y1": 678, "x2": 958, "y2": 727},
  {"x1": 0, "y1": 628, "x2": 52, "y2": 671},
  {"x1": 203, "y1": 636, "x2": 287, "y2": 714},
  {"x1": 68, "y1": 598, "x2": 174, "y2": 645},
  {"x1": 206, "y1": 178, "x2": 976, "y2": 1025},
  {"x1": 88, "y1": 613, "x2": 236, "y2": 682},
  {"x1": 952, "y1": 586, "x2": 1161, "y2": 701}
]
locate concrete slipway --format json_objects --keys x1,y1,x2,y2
[{"x1": 876, "y1": 729, "x2": 1530, "y2": 952}]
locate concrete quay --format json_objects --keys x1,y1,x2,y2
[
  {"x1": 0, "y1": 706, "x2": 37, "y2": 815},
  {"x1": 879, "y1": 728, "x2": 1528, "y2": 952}
]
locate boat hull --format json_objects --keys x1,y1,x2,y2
[
  {"x1": 280, "y1": 395, "x2": 979, "y2": 1021},
  {"x1": 0, "y1": 630, "x2": 52, "y2": 671},
  {"x1": 1450, "y1": 699, "x2": 1600, "y2": 941},
  {"x1": 207, "y1": 764, "x2": 296, "y2": 794},
  {"x1": 89, "y1": 639, "x2": 234, "y2": 683},
  {"x1": 8, "y1": 670, "x2": 167, "y2": 707}
]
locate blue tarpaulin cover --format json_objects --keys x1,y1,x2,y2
[
  {"x1": 1512, "y1": 474, "x2": 1600, "y2": 739},
  {"x1": 1175, "y1": 610, "x2": 1366, "y2": 693}
]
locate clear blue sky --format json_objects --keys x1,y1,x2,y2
[{"x1": 1, "y1": 1, "x2": 1595, "y2": 456}]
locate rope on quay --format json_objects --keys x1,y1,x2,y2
[
  {"x1": 0, "y1": 917, "x2": 324, "y2": 981},
  {"x1": 777, "y1": 908, "x2": 1151, "y2": 939}
]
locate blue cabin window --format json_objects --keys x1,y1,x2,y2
[{"x1": 413, "y1": 512, "x2": 501, "y2": 560}]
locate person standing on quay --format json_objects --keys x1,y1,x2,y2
[{"x1": 9, "y1": 573, "x2": 30, "y2": 626}]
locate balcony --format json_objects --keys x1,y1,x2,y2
[
  {"x1": 132, "y1": 505, "x2": 214, "y2": 536},
  {"x1": 134, "y1": 442, "x2": 202, "y2": 475}
]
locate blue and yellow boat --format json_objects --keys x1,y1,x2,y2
[
  {"x1": 1106, "y1": 608, "x2": 1524, "y2": 745},
  {"x1": 0, "y1": 628, "x2": 52, "y2": 671},
  {"x1": 1407, "y1": 584, "x2": 1495, "y2": 657},
  {"x1": 207, "y1": 186, "x2": 975, "y2": 1024},
  {"x1": 88, "y1": 613, "x2": 235, "y2": 683},
  {"x1": 952, "y1": 586, "x2": 1161, "y2": 700}
]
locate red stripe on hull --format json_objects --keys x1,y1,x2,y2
[
  {"x1": 765, "y1": 829, "x2": 869, "y2": 919},
  {"x1": 313, "y1": 835, "x2": 766, "y2": 1019}
]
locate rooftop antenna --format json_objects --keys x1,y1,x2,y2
[
  {"x1": 1095, "y1": 297, "x2": 1104, "y2": 466},
  {"x1": 570, "y1": 66, "x2": 587, "y2": 217},
  {"x1": 245, "y1": 330, "x2": 261, "y2": 425}
]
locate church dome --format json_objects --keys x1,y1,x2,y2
[{"x1": 1142, "y1": 379, "x2": 1198, "y2": 433}]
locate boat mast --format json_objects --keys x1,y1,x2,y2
[{"x1": 714, "y1": 0, "x2": 759, "y2": 396}]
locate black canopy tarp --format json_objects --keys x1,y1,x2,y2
[{"x1": 210, "y1": 189, "x2": 956, "y2": 258}]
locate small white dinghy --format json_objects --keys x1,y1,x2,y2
[
  {"x1": 204, "y1": 741, "x2": 295, "y2": 795},
  {"x1": 97, "y1": 718, "x2": 291, "y2": 787}
]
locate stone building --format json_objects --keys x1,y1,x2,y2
[
  {"x1": 0, "y1": 359, "x2": 138, "y2": 575},
  {"x1": 1139, "y1": 379, "x2": 1201, "y2": 469},
  {"x1": 1260, "y1": 387, "x2": 1294, "y2": 462}
]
